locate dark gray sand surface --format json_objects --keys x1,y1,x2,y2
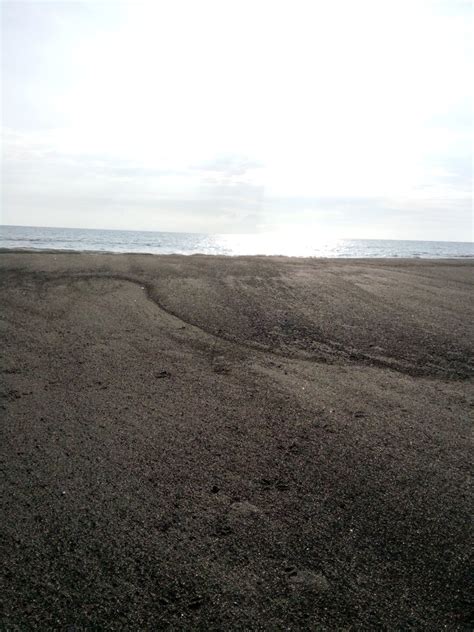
[{"x1": 1, "y1": 253, "x2": 473, "y2": 630}]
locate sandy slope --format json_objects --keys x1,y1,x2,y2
[{"x1": 1, "y1": 253, "x2": 472, "y2": 630}]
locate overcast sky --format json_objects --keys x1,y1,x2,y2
[{"x1": 1, "y1": 0, "x2": 472, "y2": 240}]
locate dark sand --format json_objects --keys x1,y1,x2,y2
[{"x1": 1, "y1": 252, "x2": 473, "y2": 630}]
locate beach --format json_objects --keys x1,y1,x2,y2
[{"x1": 1, "y1": 252, "x2": 472, "y2": 629}]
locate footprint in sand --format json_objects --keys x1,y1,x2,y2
[
  {"x1": 285, "y1": 567, "x2": 330, "y2": 592},
  {"x1": 229, "y1": 501, "x2": 262, "y2": 517}
]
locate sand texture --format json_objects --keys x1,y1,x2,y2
[{"x1": 1, "y1": 253, "x2": 473, "y2": 630}]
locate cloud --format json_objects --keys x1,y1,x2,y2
[
  {"x1": 1, "y1": 129, "x2": 266, "y2": 230},
  {"x1": 2, "y1": 125, "x2": 471, "y2": 239},
  {"x1": 1, "y1": 1, "x2": 472, "y2": 239},
  {"x1": 192, "y1": 155, "x2": 264, "y2": 177},
  {"x1": 257, "y1": 196, "x2": 472, "y2": 241}
]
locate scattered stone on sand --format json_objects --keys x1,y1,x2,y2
[
  {"x1": 155, "y1": 370, "x2": 171, "y2": 379},
  {"x1": 212, "y1": 355, "x2": 231, "y2": 374}
]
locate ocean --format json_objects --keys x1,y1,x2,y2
[{"x1": 1, "y1": 225, "x2": 473, "y2": 258}]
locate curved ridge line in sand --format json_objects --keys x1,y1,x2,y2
[{"x1": 26, "y1": 271, "x2": 459, "y2": 380}]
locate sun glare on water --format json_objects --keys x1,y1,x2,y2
[{"x1": 216, "y1": 232, "x2": 343, "y2": 257}]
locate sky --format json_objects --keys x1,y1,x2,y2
[{"x1": 1, "y1": 0, "x2": 472, "y2": 240}]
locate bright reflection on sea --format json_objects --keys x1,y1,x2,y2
[
  {"x1": 1, "y1": 226, "x2": 473, "y2": 258},
  {"x1": 214, "y1": 233, "x2": 337, "y2": 257}
]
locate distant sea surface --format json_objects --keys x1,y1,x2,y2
[{"x1": 1, "y1": 225, "x2": 473, "y2": 258}]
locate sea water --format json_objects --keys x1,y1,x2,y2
[{"x1": 1, "y1": 225, "x2": 473, "y2": 258}]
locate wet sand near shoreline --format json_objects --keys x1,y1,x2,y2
[{"x1": 1, "y1": 252, "x2": 473, "y2": 630}]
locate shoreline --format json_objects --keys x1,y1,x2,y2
[
  {"x1": 1, "y1": 246, "x2": 474, "y2": 261},
  {"x1": 1, "y1": 252, "x2": 472, "y2": 628}
]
